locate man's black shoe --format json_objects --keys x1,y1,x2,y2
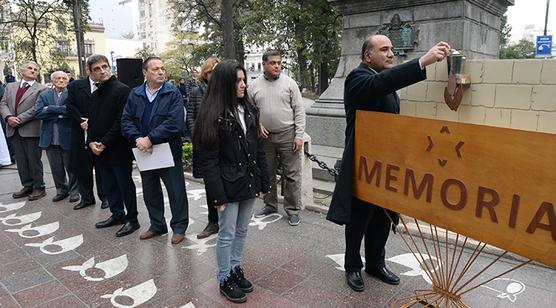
[
  {"x1": 52, "y1": 193, "x2": 69, "y2": 202},
  {"x1": 101, "y1": 199, "x2": 109, "y2": 209},
  {"x1": 220, "y1": 276, "x2": 247, "y2": 303},
  {"x1": 73, "y1": 201, "x2": 95, "y2": 210},
  {"x1": 95, "y1": 216, "x2": 124, "y2": 229},
  {"x1": 365, "y1": 266, "x2": 400, "y2": 285},
  {"x1": 116, "y1": 222, "x2": 140, "y2": 237},
  {"x1": 230, "y1": 266, "x2": 253, "y2": 293},
  {"x1": 12, "y1": 187, "x2": 33, "y2": 199},
  {"x1": 346, "y1": 271, "x2": 365, "y2": 292}
]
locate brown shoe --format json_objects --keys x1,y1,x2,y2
[
  {"x1": 171, "y1": 233, "x2": 185, "y2": 245},
  {"x1": 197, "y1": 222, "x2": 219, "y2": 239},
  {"x1": 28, "y1": 188, "x2": 47, "y2": 201},
  {"x1": 12, "y1": 187, "x2": 33, "y2": 199},
  {"x1": 139, "y1": 230, "x2": 166, "y2": 240}
]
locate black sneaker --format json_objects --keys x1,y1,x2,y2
[
  {"x1": 220, "y1": 276, "x2": 247, "y2": 303},
  {"x1": 230, "y1": 266, "x2": 253, "y2": 293}
]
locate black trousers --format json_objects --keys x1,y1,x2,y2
[
  {"x1": 10, "y1": 132, "x2": 44, "y2": 189},
  {"x1": 140, "y1": 159, "x2": 189, "y2": 234},
  {"x1": 208, "y1": 196, "x2": 218, "y2": 223},
  {"x1": 96, "y1": 160, "x2": 138, "y2": 223},
  {"x1": 344, "y1": 198, "x2": 392, "y2": 273},
  {"x1": 75, "y1": 147, "x2": 105, "y2": 204}
]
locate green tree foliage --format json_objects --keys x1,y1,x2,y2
[
  {"x1": 135, "y1": 43, "x2": 156, "y2": 60},
  {"x1": 168, "y1": 0, "x2": 341, "y2": 94},
  {"x1": 500, "y1": 39, "x2": 536, "y2": 59},
  {"x1": 499, "y1": 14, "x2": 511, "y2": 47},
  {"x1": 2, "y1": 0, "x2": 67, "y2": 66}
]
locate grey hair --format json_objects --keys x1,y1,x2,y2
[
  {"x1": 50, "y1": 71, "x2": 68, "y2": 80},
  {"x1": 86, "y1": 54, "x2": 110, "y2": 71},
  {"x1": 19, "y1": 61, "x2": 40, "y2": 71}
]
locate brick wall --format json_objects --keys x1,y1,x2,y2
[{"x1": 399, "y1": 59, "x2": 556, "y2": 133}]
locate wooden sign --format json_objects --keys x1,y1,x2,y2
[{"x1": 353, "y1": 111, "x2": 556, "y2": 268}]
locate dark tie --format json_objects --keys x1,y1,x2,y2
[{"x1": 21, "y1": 82, "x2": 29, "y2": 88}]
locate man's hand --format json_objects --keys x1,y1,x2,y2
[
  {"x1": 89, "y1": 142, "x2": 105, "y2": 156},
  {"x1": 292, "y1": 137, "x2": 303, "y2": 152},
  {"x1": 215, "y1": 204, "x2": 226, "y2": 212},
  {"x1": 260, "y1": 124, "x2": 269, "y2": 139},
  {"x1": 136, "y1": 136, "x2": 153, "y2": 153},
  {"x1": 43, "y1": 106, "x2": 49, "y2": 112},
  {"x1": 7, "y1": 116, "x2": 21, "y2": 127},
  {"x1": 80, "y1": 117, "x2": 88, "y2": 130},
  {"x1": 420, "y1": 41, "x2": 451, "y2": 67}
]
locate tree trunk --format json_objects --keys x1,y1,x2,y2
[
  {"x1": 318, "y1": 61, "x2": 329, "y2": 95},
  {"x1": 221, "y1": 0, "x2": 235, "y2": 59}
]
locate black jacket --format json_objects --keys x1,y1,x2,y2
[
  {"x1": 193, "y1": 102, "x2": 271, "y2": 206},
  {"x1": 326, "y1": 58, "x2": 426, "y2": 225},
  {"x1": 86, "y1": 76, "x2": 132, "y2": 165},
  {"x1": 66, "y1": 77, "x2": 94, "y2": 172},
  {"x1": 186, "y1": 79, "x2": 206, "y2": 133}
]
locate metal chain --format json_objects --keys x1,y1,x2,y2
[{"x1": 304, "y1": 148, "x2": 339, "y2": 178}]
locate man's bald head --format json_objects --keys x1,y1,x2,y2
[
  {"x1": 361, "y1": 34, "x2": 395, "y2": 72},
  {"x1": 50, "y1": 71, "x2": 69, "y2": 92}
]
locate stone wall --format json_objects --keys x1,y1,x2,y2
[{"x1": 400, "y1": 59, "x2": 556, "y2": 133}]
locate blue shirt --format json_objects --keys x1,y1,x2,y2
[{"x1": 142, "y1": 84, "x2": 162, "y2": 135}]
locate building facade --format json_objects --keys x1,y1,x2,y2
[{"x1": 137, "y1": 0, "x2": 173, "y2": 54}]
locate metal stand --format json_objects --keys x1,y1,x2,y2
[{"x1": 387, "y1": 212, "x2": 531, "y2": 307}]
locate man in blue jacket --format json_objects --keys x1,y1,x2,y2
[
  {"x1": 121, "y1": 56, "x2": 189, "y2": 245},
  {"x1": 35, "y1": 71, "x2": 79, "y2": 202}
]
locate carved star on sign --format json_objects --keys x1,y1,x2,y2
[{"x1": 425, "y1": 126, "x2": 464, "y2": 167}]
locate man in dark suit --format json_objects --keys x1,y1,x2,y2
[
  {"x1": 66, "y1": 65, "x2": 108, "y2": 209},
  {"x1": 35, "y1": 71, "x2": 79, "y2": 202},
  {"x1": 326, "y1": 35, "x2": 450, "y2": 292},
  {"x1": 0, "y1": 61, "x2": 47, "y2": 201},
  {"x1": 86, "y1": 54, "x2": 139, "y2": 237}
]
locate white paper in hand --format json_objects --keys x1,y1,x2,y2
[{"x1": 132, "y1": 142, "x2": 175, "y2": 171}]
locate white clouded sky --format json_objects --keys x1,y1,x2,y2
[{"x1": 506, "y1": 0, "x2": 555, "y2": 42}]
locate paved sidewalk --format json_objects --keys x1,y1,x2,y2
[{"x1": 0, "y1": 161, "x2": 554, "y2": 307}]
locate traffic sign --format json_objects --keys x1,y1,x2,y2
[{"x1": 536, "y1": 35, "x2": 553, "y2": 56}]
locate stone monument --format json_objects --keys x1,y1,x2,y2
[{"x1": 306, "y1": 0, "x2": 514, "y2": 170}]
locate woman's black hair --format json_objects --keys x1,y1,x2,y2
[{"x1": 192, "y1": 59, "x2": 255, "y2": 150}]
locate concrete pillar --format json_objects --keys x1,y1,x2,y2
[{"x1": 301, "y1": 133, "x2": 314, "y2": 210}]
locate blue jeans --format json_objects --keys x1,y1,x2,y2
[{"x1": 216, "y1": 198, "x2": 255, "y2": 283}]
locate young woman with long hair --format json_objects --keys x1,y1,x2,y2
[{"x1": 192, "y1": 60, "x2": 270, "y2": 303}]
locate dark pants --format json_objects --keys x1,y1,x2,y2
[
  {"x1": 208, "y1": 194, "x2": 218, "y2": 223},
  {"x1": 75, "y1": 148, "x2": 105, "y2": 204},
  {"x1": 140, "y1": 159, "x2": 189, "y2": 234},
  {"x1": 10, "y1": 132, "x2": 44, "y2": 189},
  {"x1": 344, "y1": 199, "x2": 392, "y2": 273},
  {"x1": 96, "y1": 160, "x2": 137, "y2": 223},
  {"x1": 45, "y1": 145, "x2": 78, "y2": 196}
]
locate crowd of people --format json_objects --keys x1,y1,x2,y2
[
  {"x1": 0, "y1": 49, "x2": 307, "y2": 303},
  {"x1": 0, "y1": 35, "x2": 450, "y2": 303}
]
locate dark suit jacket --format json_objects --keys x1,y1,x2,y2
[
  {"x1": 35, "y1": 89, "x2": 72, "y2": 150},
  {"x1": 326, "y1": 58, "x2": 426, "y2": 225},
  {"x1": 66, "y1": 77, "x2": 94, "y2": 173},
  {"x1": 87, "y1": 76, "x2": 132, "y2": 165},
  {"x1": 0, "y1": 81, "x2": 47, "y2": 137}
]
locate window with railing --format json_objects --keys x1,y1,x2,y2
[{"x1": 84, "y1": 40, "x2": 94, "y2": 57}]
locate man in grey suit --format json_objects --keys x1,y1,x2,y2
[
  {"x1": 35, "y1": 71, "x2": 79, "y2": 203},
  {"x1": 0, "y1": 61, "x2": 48, "y2": 200}
]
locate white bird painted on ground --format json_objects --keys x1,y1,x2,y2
[
  {"x1": 25, "y1": 234, "x2": 84, "y2": 255},
  {"x1": 5, "y1": 221, "x2": 59, "y2": 238},
  {"x1": 63, "y1": 254, "x2": 129, "y2": 281}
]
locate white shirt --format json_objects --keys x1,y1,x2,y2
[
  {"x1": 20, "y1": 80, "x2": 35, "y2": 88},
  {"x1": 89, "y1": 78, "x2": 97, "y2": 93}
]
